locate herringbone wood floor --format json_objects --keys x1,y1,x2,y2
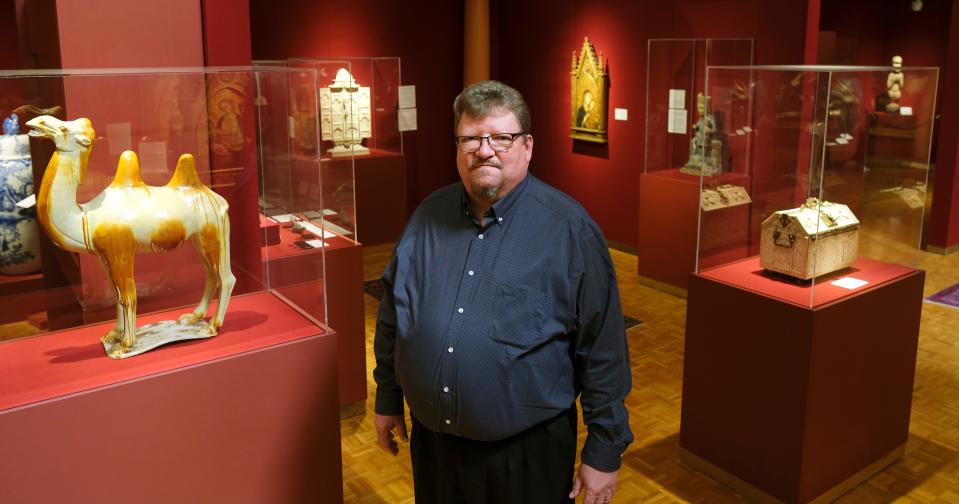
[{"x1": 341, "y1": 244, "x2": 959, "y2": 503}]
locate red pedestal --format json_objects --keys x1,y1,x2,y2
[
  {"x1": 324, "y1": 241, "x2": 367, "y2": 405},
  {"x1": 680, "y1": 261, "x2": 924, "y2": 503},
  {"x1": 638, "y1": 169, "x2": 751, "y2": 294},
  {"x1": 263, "y1": 227, "x2": 366, "y2": 406},
  {"x1": 0, "y1": 292, "x2": 343, "y2": 503}
]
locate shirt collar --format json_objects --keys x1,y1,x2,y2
[{"x1": 461, "y1": 173, "x2": 531, "y2": 228}]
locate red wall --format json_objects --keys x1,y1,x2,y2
[
  {"x1": 492, "y1": 0, "x2": 810, "y2": 247},
  {"x1": 249, "y1": 0, "x2": 465, "y2": 215},
  {"x1": 55, "y1": 0, "x2": 204, "y2": 67}
]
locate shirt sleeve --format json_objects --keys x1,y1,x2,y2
[
  {"x1": 373, "y1": 252, "x2": 405, "y2": 416},
  {"x1": 574, "y1": 226, "x2": 634, "y2": 472}
]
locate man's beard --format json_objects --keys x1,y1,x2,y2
[
  {"x1": 470, "y1": 161, "x2": 503, "y2": 201},
  {"x1": 477, "y1": 183, "x2": 500, "y2": 200}
]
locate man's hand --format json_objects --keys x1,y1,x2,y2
[
  {"x1": 374, "y1": 413, "x2": 409, "y2": 456},
  {"x1": 569, "y1": 463, "x2": 618, "y2": 503}
]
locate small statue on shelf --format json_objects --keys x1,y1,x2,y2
[
  {"x1": 319, "y1": 68, "x2": 372, "y2": 157},
  {"x1": 886, "y1": 55, "x2": 904, "y2": 113},
  {"x1": 681, "y1": 93, "x2": 725, "y2": 176}
]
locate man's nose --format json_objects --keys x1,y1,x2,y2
[{"x1": 476, "y1": 137, "x2": 497, "y2": 157}]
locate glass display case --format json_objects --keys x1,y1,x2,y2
[
  {"x1": 638, "y1": 38, "x2": 753, "y2": 293},
  {"x1": 0, "y1": 67, "x2": 329, "y2": 365},
  {"x1": 644, "y1": 38, "x2": 754, "y2": 175},
  {"x1": 695, "y1": 64, "x2": 939, "y2": 307},
  {"x1": 255, "y1": 57, "x2": 405, "y2": 245}
]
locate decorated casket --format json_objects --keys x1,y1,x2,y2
[{"x1": 759, "y1": 197, "x2": 859, "y2": 280}]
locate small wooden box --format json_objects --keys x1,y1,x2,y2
[{"x1": 759, "y1": 198, "x2": 859, "y2": 280}]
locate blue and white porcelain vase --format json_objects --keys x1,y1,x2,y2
[{"x1": 0, "y1": 113, "x2": 41, "y2": 275}]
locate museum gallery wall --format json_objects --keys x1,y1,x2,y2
[
  {"x1": 249, "y1": 0, "x2": 465, "y2": 216},
  {"x1": 491, "y1": 0, "x2": 813, "y2": 247}
]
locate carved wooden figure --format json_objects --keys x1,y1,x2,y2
[{"x1": 27, "y1": 115, "x2": 235, "y2": 358}]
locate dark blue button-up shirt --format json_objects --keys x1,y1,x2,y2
[{"x1": 373, "y1": 174, "x2": 633, "y2": 471}]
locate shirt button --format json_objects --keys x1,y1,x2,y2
[
  {"x1": 443, "y1": 386, "x2": 449, "y2": 393},
  {"x1": 468, "y1": 270, "x2": 474, "y2": 276},
  {"x1": 445, "y1": 419, "x2": 451, "y2": 425},
  {"x1": 448, "y1": 347, "x2": 454, "y2": 353},
  {"x1": 457, "y1": 307, "x2": 464, "y2": 314},
  {"x1": 478, "y1": 234, "x2": 484, "y2": 240}
]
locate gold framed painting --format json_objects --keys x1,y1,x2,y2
[{"x1": 570, "y1": 37, "x2": 609, "y2": 143}]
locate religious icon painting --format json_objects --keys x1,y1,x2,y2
[{"x1": 570, "y1": 37, "x2": 609, "y2": 143}]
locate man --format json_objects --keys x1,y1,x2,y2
[{"x1": 373, "y1": 80, "x2": 632, "y2": 504}]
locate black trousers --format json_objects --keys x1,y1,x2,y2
[{"x1": 410, "y1": 407, "x2": 577, "y2": 504}]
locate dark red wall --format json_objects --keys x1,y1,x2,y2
[
  {"x1": 492, "y1": 0, "x2": 810, "y2": 247},
  {"x1": 929, "y1": 1, "x2": 959, "y2": 249},
  {"x1": 818, "y1": 0, "x2": 952, "y2": 67},
  {"x1": 817, "y1": 0, "x2": 959, "y2": 249},
  {"x1": 249, "y1": 0, "x2": 465, "y2": 215}
]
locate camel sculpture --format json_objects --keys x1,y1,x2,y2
[{"x1": 26, "y1": 115, "x2": 235, "y2": 358}]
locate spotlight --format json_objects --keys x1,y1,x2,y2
[{"x1": 911, "y1": 0, "x2": 923, "y2": 11}]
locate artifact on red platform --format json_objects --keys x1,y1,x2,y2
[
  {"x1": 320, "y1": 68, "x2": 372, "y2": 157},
  {"x1": 681, "y1": 93, "x2": 727, "y2": 176},
  {"x1": 0, "y1": 113, "x2": 41, "y2": 275},
  {"x1": 701, "y1": 184, "x2": 751, "y2": 212},
  {"x1": 759, "y1": 197, "x2": 859, "y2": 280},
  {"x1": 27, "y1": 115, "x2": 236, "y2": 359}
]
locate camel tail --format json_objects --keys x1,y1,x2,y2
[
  {"x1": 110, "y1": 151, "x2": 146, "y2": 188},
  {"x1": 167, "y1": 153, "x2": 205, "y2": 188}
]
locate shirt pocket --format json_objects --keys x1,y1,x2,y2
[{"x1": 490, "y1": 283, "x2": 547, "y2": 356}]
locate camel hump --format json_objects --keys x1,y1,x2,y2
[
  {"x1": 167, "y1": 153, "x2": 205, "y2": 188},
  {"x1": 110, "y1": 151, "x2": 146, "y2": 188}
]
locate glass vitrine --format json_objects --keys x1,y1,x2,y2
[
  {"x1": 696, "y1": 64, "x2": 938, "y2": 307},
  {"x1": 0, "y1": 66, "x2": 328, "y2": 358}
]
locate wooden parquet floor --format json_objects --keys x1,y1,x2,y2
[{"x1": 340, "y1": 243, "x2": 959, "y2": 503}]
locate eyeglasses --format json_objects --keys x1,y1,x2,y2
[{"x1": 454, "y1": 132, "x2": 526, "y2": 153}]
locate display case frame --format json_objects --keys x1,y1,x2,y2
[
  {"x1": 638, "y1": 38, "x2": 754, "y2": 294},
  {"x1": 0, "y1": 64, "x2": 331, "y2": 380},
  {"x1": 695, "y1": 64, "x2": 939, "y2": 308},
  {"x1": 254, "y1": 57, "x2": 406, "y2": 246}
]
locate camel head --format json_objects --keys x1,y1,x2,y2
[{"x1": 26, "y1": 115, "x2": 95, "y2": 154}]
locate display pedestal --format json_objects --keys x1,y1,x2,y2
[
  {"x1": 263, "y1": 226, "x2": 366, "y2": 406},
  {"x1": 680, "y1": 262, "x2": 924, "y2": 503},
  {"x1": 354, "y1": 150, "x2": 407, "y2": 245},
  {"x1": 638, "y1": 169, "x2": 750, "y2": 295},
  {"x1": 0, "y1": 292, "x2": 343, "y2": 503}
]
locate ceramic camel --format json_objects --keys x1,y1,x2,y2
[{"x1": 26, "y1": 115, "x2": 235, "y2": 358}]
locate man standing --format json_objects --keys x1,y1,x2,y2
[{"x1": 374, "y1": 80, "x2": 632, "y2": 504}]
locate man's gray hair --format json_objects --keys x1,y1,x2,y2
[{"x1": 453, "y1": 80, "x2": 531, "y2": 133}]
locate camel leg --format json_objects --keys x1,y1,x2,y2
[
  {"x1": 179, "y1": 236, "x2": 217, "y2": 325},
  {"x1": 208, "y1": 216, "x2": 235, "y2": 335},
  {"x1": 193, "y1": 219, "x2": 234, "y2": 336},
  {"x1": 98, "y1": 257, "x2": 124, "y2": 346},
  {"x1": 100, "y1": 251, "x2": 137, "y2": 357}
]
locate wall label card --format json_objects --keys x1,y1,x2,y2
[
  {"x1": 668, "y1": 89, "x2": 686, "y2": 109},
  {"x1": 614, "y1": 108, "x2": 628, "y2": 121},
  {"x1": 667, "y1": 109, "x2": 688, "y2": 134},
  {"x1": 398, "y1": 108, "x2": 417, "y2": 131},
  {"x1": 398, "y1": 85, "x2": 416, "y2": 109}
]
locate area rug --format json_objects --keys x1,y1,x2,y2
[
  {"x1": 363, "y1": 280, "x2": 644, "y2": 329},
  {"x1": 926, "y1": 282, "x2": 959, "y2": 310}
]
